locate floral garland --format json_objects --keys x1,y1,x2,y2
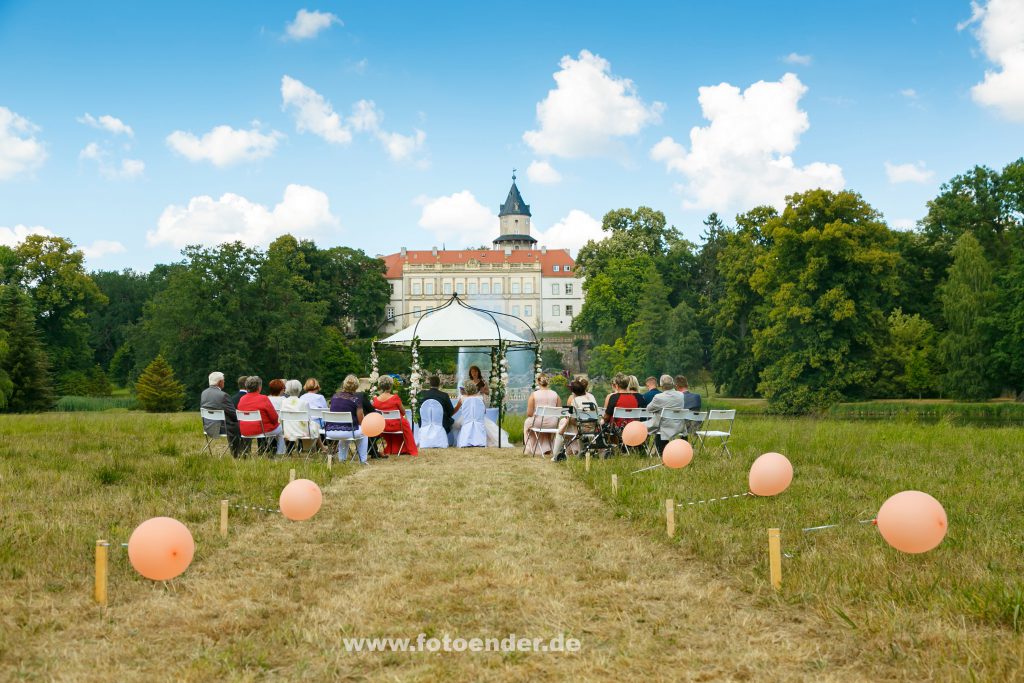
[
  {"x1": 489, "y1": 341, "x2": 509, "y2": 408},
  {"x1": 533, "y1": 340, "x2": 543, "y2": 391},
  {"x1": 409, "y1": 336, "x2": 422, "y2": 420},
  {"x1": 369, "y1": 340, "x2": 380, "y2": 397}
]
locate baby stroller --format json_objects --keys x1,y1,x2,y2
[{"x1": 560, "y1": 402, "x2": 607, "y2": 460}]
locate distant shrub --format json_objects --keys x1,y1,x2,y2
[
  {"x1": 135, "y1": 355, "x2": 185, "y2": 413},
  {"x1": 55, "y1": 395, "x2": 139, "y2": 412}
]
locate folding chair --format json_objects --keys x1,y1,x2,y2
[
  {"x1": 694, "y1": 409, "x2": 735, "y2": 456},
  {"x1": 199, "y1": 408, "x2": 230, "y2": 457},
  {"x1": 650, "y1": 407, "x2": 690, "y2": 457},
  {"x1": 279, "y1": 409, "x2": 314, "y2": 457},
  {"x1": 528, "y1": 406, "x2": 568, "y2": 456},
  {"x1": 611, "y1": 407, "x2": 653, "y2": 456},
  {"x1": 237, "y1": 410, "x2": 269, "y2": 457},
  {"x1": 322, "y1": 411, "x2": 363, "y2": 463},
  {"x1": 377, "y1": 409, "x2": 407, "y2": 456}
]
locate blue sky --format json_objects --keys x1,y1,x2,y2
[{"x1": 1, "y1": 0, "x2": 1022, "y2": 270}]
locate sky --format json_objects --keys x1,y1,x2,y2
[{"x1": 1, "y1": 0, "x2": 1023, "y2": 271}]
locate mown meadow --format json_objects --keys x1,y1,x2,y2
[{"x1": 570, "y1": 416, "x2": 1024, "y2": 679}]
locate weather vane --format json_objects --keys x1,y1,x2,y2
[{"x1": 512, "y1": 168, "x2": 517, "y2": 182}]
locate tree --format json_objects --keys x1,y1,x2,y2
[
  {"x1": 88, "y1": 269, "x2": 159, "y2": 373},
  {"x1": 752, "y1": 190, "x2": 900, "y2": 414},
  {"x1": 572, "y1": 254, "x2": 657, "y2": 345},
  {"x1": 623, "y1": 269, "x2": 674, "y2": 377},
  {"x1": 665, "y1": 300, "x2": 704, "y2": 377},
  {"x1": 994, "y1": 241, "x2": 1024, "y2": 399},
  {"x1": 938, "y1": 232, "x2": 999, "y2": 400},
  {"x1": 12, "y1": 235, "x2": 107, "y2": 381},
  {"x1": 0, "y1": 285, "x2": 54, "y2": 412},
  {"x1": 540, "y1": 348, "x2": 564, "y2": 370},
  {"x1": 588, "y1": 339, "x2": 627, "y2": 378},
  {"x1": 875, "y1": 309, "x2": 939, "y2": 398},
  {"x1": 135, "y1": 354, "x2": 185, "y2": 412}
]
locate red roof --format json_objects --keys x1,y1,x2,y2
[{"x1": 380, "y1": 248, "x2": 576, "y2": 279}]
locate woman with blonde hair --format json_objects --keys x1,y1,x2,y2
[{"x1": 523, "y1": 373, "x2": 561, "y2": 455}]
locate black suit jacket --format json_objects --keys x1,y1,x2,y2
[
  {"x1": 231, "y1": 390, "x2": 247, "y2": 408},
  {"x1": 418, "y1": 388, "x2": 455, "y2": 432}
]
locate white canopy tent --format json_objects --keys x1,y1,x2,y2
[{"x1": 373, "y1": 295, "x2": 539, "y2": 448}]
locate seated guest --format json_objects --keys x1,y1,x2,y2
[
  {"x1": 232, "y1": 375, "x2": 248, "y2": 407},
  {"x1": 280, "y1": 379, "x2": 314, "y2": 452},
  {"x1": 626, "y1": 375, "x2": 648, "y2": 407},
  {"x1": 357, "y1": 378, "x2": 380, "y2": 458},
  {"x1": 418, "y1": 375, "x2": 458, "y2": 435},
  {"x1": 372, "y1": 375, "x2": 418, "y2": 456},
  {"x1": 523, "y1": 374, "x2": 562, "y2": 455},
  {"x1": 677, "y1": 375, "x2": 701, "y2": 411},
  {"x1": 326, "y1": 375, "x2": 368, "y2": 463},
  {"x1": 552, "y1": 379, "x2": 598, "y2": 460},
  {"x1": 200, "y1": 371, "x2": 240, "y2": 456},
  {"x1": 300, "y1": 378, "x2": 329, "y2": 445},
  {"x1": 642, "y1": 376, "x2": 661, "y2": 405},
  {"x1": 646, "y1": 374, "x2": 685, "y2": 454},
  {"x1": 604, "y1": 373, "x2": 642, "y2": 428},
  {"x1": 267, "y1": 378, "x2": 286, "y2": 414},
  {"x1": 237, "y1": 375, "x2": 284, "y2": 455}
]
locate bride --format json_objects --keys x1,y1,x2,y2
[{"x1": 452, "y1": 379, "x2": 512, "y2": 448}]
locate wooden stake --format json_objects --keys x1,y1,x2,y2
[
  {"x1": 94, "y1": 540, "x2": 109, "y2": 607},
  {"x1": 665, "y1": 499, "x2": 675, "y2": 538},
  {"x1": 611, "y1": 474, "x2": 618, "y2": 495},
  {"x1": 584, "y1": 450, "x2": 591, "y2": 473},
  {"x1": 220, "y1": 500, "x2": 229, "y2": 538},
  {"x1": 327, "y1": 449, "x2": 333, "y2": 470},
  {"x1": 289, "y1": 468, "x2": 296, "y2": 482},
  {"x1": 768, "y1": 528, "x2": 782, "y2": 590}
]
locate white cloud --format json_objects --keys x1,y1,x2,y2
[
  {"x1": 81, "y1": 239, "x2": 127, "y2": 258},
  {"x1": 960, "y1": 0, "x2": 1024, "y2": 121},
  {"x1": 527, "y1": 160, "x2": 562, "y2": 184},
  {"x1": 284, "y1": 9, "x2": 341, "y2": 40},
  {"x1": 782, "y1": 52, "x2": 813, "y2": 66},
  {"x1": 78, "y1": 113, "x2": 134, "y2": 137},
  {"x1": 0, "y1": 106, "x2": 47, "y2": 181},
  {"x1": 0, "y1": 224, "x2": 54, "y2": 246},
  {"x1": 79, "y1": 142, "x2": 144, "y2": 179},
  {"x1": 535, "y1": 210, "x2": 602, "y2": 254},
  {"x1": 281, "y1": 75, "x2": 352, "y2": 144},
  {"x1": 166, "y1": 124, "x2": 283, "y2": 166},
  {"x1": 523, "y1": 50, "x2": 664, "y2": 158},
  {"x1": 900, "y1": 88, "x2": 919, "y2": 99},
  {"x1": 885, "y1": 161, "x2": 934, "y2": 184},
  {"x1": 650, "y1": 73, "x2": 844, "y2": 211},
  {"x1": 347, "y1": 58, "x2": 368, "y2": 75},
  {"x1": 891, "y1": 218, "x2": 918, "y2": 231},
  {"x1": 148, "y1": 184, "x2": 340, "y2": 248},
  {"x1": 416, "y1": 191, "x2": 497, "y2": 246},
  {"x1": 281, "y1": 78, "x2": 426, "y2": 162}
]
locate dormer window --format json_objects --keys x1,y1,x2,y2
[{"x1": 552, "y1": 265, "x2": 560, "y2": 272}]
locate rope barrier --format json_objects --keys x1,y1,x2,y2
[
  {"x1": 801, "y1": 519, "x2": 876, "y2": 533},
  {"x1": 231, "y1": 503, "x2": 280, "y2": 513},
  {"x1": 629, "y1": 463, "x2": 663, "y2": 474},
  {"x1": 675, "y1": 492, "x2": 752, "y2": 507}
]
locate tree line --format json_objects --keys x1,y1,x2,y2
[{"x1": 572, "y1": 158, "x2": 1024, "y2": 413}]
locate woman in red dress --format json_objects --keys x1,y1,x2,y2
[{"x1": 371, "y1": 375, "x2": 419, "y2": 456}]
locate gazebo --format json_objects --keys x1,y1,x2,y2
[{"x1": 373, "y1": 295, "x2": 540, "y2": 447}]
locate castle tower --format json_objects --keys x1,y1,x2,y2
[{"x1": 492, "y1": 171, "x2": 537, "y2": 251}]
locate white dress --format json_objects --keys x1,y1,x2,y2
[{"x1": 452, "y1": 396, "x2": 513, "y2": 448}]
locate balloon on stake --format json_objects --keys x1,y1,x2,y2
[
  {"x1": 748, "y1": 452, "x2": 793, "y2": 496},
  {"x1": 127, "y1": 517, "x2": 195, "y2": 581},
  {"x1": 662, "y1": 439, "x2": 693, "y2": 469},
  {"x1": 621, "y1": 421, "x2": 648, "y2": 447},
  {"x1": 280, "y1": 479, "x2": 323, "y2": 521},
  {"x1": 361, "y1": 412, "x2": 385, "y2": 438},
  {"x1": 876, "y1": 490, "x2": 947, "y2": 553}
]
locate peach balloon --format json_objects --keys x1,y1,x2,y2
[
  {"x1": 876, "y1": 490, "x2": 948, "y2": 554},
  {"x1": 361, "y1": 412, "x2": 385, "y2": 438},
  {"x1": 662, "y1": 440, "x2": 693, "y2": 469},
  {"x1": 621, "y1": 421, "x2": 648, "y2": 447},
  {"x1": 279, "y1": 479, "x2": 323, "y2": 521},
  {"x1": 748, "y1": 452, "x2": 793, "y2": 497},
  {"x1": 127, "y1": 517, "x2": 195, "y2": 581}
]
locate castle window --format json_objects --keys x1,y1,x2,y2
[
  {"x1": 468, "y1": 281, "x2": 478, "y2": 295},
  {"x1": 565, "y1": 283, "x2": 573, "y2": 295},
  {"x1": 425, "y1": 281, "x2": 435, "y2": 295},
  {"x1": 386, "y1": 306, "x2": 395, "y2": 320},
  {"x1": 493, "y1": 281, "x2": 503, "y2": 294},
  {"x1": 412, "y1": 282, "x2": 422, "y2": 295},
  {"x1": 551, "y1": 283, "x2": 560, "y2": 295},
  {"x1": 566, "y1": 305, "x2": 573, "y2": 316},
  {"x1": 511, "y1": 281, "x2": 521, "y2": 294},
  {"x1": 511, "y1": 305, "x2": 520, "y2": 317},
  {"x1": 443, "y1": 282, "x2": 452, "y2": 295},
  {"x1": 552, "y1": 265, "x2": 560, "y2": 273},
  {"x1": 524, "y1": 279, "x2": 533, "y2": 294},
  {"x1": 456, "y1": 282, "x2": 465, "y2": 295},
  {"x1": 481, "y1": 282, "x2": 490, "y2": 294},
  {"x1": 524, "y1": 305, "x2": 532, "y2": 317}
]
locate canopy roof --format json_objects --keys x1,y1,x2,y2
[{"x1": 377, "y1": 296, "x2": 536, "y2": 348}]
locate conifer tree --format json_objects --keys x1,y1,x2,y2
[
  {"x1": 0, "y1": 285, "x2": 54, "y2": 412},
  {"x1": 135, "y1": 354, "x2": 185, "y2": 412}
]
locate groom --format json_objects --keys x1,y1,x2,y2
[{"x1": 418, "y1": 375, "x2": 459, "y2": 439}]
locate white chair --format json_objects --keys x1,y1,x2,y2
[
  {"x1": 646, "y1": 406, "x2": 690, "y2": 457},
  {"x1": 322, "y1": 411, "x2": 364, "y2": 463},
  {"x1": 237, "y1": 410, "x2": 269, "y2": 456},
  {"x1": 199, "y1": 408, "x2": 229, "y2": 457},
  {"x1": 527, "y1": 406, "x2": 567, "y2": 456},
  {"x1": 456, "y1": 399, "x2": 487, "y2": 448},
  {"x1": 279, "y1": 409, "x2": 313, "y2": 455},
  {"x1": 417, "y1": 399, "x2": 449, "y2": 449},
  {"x1": 378, "y1": 409, "x2": 407, "y2": 455},
  {"x1": 694, "y1": 409, "x2": 735, "y2": 456},
  {"x1": 612, "y1": 407, "x2": 653, "y2": 455}
]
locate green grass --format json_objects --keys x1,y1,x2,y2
[
  {"x1": 0, "y1": 412, "x2": 354, "y2": 660},
  {"x1": 569, "y1": 417, "x2": 1024, "y2": 677},
  {"x1": 827, "y1": 400, "x2": 1024, "y2": 425},
  {"x1": 54, "y1": 394, "x2": 140, "y2": 411},
  {"x1": 501, "y1": 413, "x2": 525, "y2": 443}
]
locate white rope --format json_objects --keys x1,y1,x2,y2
[
  {"x1": 675, "y1": 492, "x2": 752, "y2": 507},
  {"x1": 629, "y1": 463, "x2": 663, "y2": 474}
]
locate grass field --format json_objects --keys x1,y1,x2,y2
[{"x1": 570, "y1": 417, "x2": 1024, "y2": 679}]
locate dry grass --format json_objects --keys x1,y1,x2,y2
[{"x1": 2, "y1": 414, "x2": 893, "y2": 682}]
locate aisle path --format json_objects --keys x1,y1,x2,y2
[{"x1": 43, "y1": 449, "x2": 879, "y2": 681}]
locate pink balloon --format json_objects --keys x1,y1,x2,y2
[
  {"x1": 127, "y1": 517, "x2": 195, "y2": 581},
  {"x1": 279, "y1": 479, "x2": 323, "y2": 521},
  {"x1": 662, "y1": 440, "x2": 693, "y2": 469},
  {"x1": 748, "y1": 452, "x2": 793, "y2": 497},
  {"x1": 362, "y1": 412, "x2": 385, "y2": 438},
  {"x1": 621, "y1": 421, "x2": 648, "y2": 447},
  {"x1": 876, "y1": 490, "x2": 947, "y2": 554}
]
